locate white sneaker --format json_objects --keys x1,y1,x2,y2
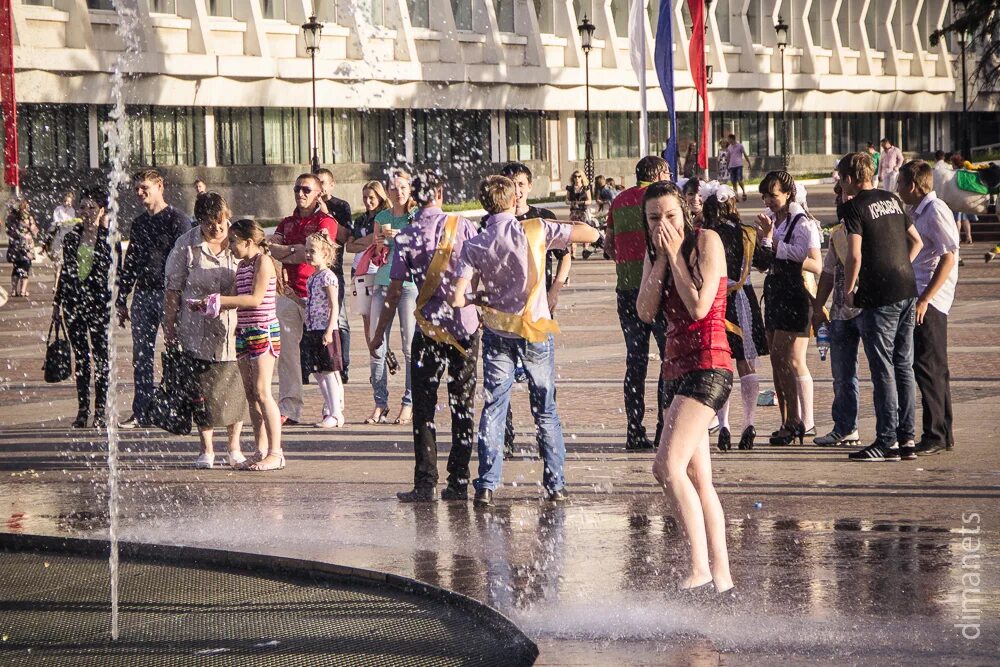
[
  {"x1": 814, "y1": 429, "x2": 860, "y2": 446},
  {"x1": 194, "y1": 454, "x2": 215, "y2": 469},
  {"x1": 315, "y1": 416, "x2": 342, "y2": 428},
  {"x1": 228, "y1": 452, "x2": 247, "y2": 468}
]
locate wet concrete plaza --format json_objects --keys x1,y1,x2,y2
[{"x1": 2, "y1": 206, "x2": 999, "y2": 664}]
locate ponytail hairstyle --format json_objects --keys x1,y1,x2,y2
[
  {"x1": 641, "y1": 180, "x2": 703, "y2": 289},
  {"x1": 702, "y1": 195, "x2": 741, "y2": 230},
  {"x1": 230, "y1": 218, "x2": 285, "y2": 293},
  {"x1": 306, "y1": 229, "x2": 339, "y2": 269}
]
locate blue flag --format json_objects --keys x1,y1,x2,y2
[{"x1": 653, "y1": 0, "x2": 678, "y2": 177}]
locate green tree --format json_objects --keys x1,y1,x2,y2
[{"x1": 931, "y1": 0, "x2": 1000, "y2": 98}]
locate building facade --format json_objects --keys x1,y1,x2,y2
[{"x1": 4, "y1": 0, "x2": 998, "y2": 218}]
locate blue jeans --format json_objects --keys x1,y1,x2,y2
[
  {"x1": 829, "y1": 317, "x2": 862, "y2": 435},
  {"x1": 368, "y1": 283, "x2": 417, "y2": 408},
  {"x1": 859, "y1": 298, "x2": 917, "y2": 446},
  {"x1": 130, "y1": 288, "x2": 164, "y2": 421},
  {"x1": 474, "y1": 330, "x2": 566, "y2": 494}
]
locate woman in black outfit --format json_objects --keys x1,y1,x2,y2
[
  {"x1": 58, "y1": 189, "x2": 114, "y2": 428},
  {"x1": 700, "y1": 182, "x2": 769, "y2": 450}
]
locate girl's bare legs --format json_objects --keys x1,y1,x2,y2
[
  {"x1": 248, "y1": 351, "x2": 282, "y2": 469},
  {"x1": 687, "y1": 425, "x2": 734, "y2": 592},
  {"x1": 652, "y1": 397, "x2": 730, "y2": 590},
  {"x1": 766, "y1": 330, "x2": 787, "y2": 425},
  {"x1": 198, "y1": 427, "x2": 214, "y2": 457},
  {"x1": 226, "y1": 421, "x2": 244, "y2": 460},
  {"x1": 239, "y1": 359, "x2": 269, "y2": 459}
]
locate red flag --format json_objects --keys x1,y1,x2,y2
[
  {"x1": 1, "y1": 0, "x2": 19, "y2": 188},
  {"x1": 688, "y1": 0, "x2": 709, "y2": 170}
]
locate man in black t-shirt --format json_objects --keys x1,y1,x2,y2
[{"x1": 838, "y1": 152, "x2": 924, "y2": 462}]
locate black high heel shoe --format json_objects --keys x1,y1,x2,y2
[
  {"x1": 738, "y1": 425, "x2": 756, "y2": 450},
  {"x1": 769, "y1": 423, "x2": 804, "y2": 446},
  {"x1": 717, "y1": 427, "x2": 731, "y2": 452},
  {"x1": 72, "y1": 412, "x2": 89, "y2": 429}
]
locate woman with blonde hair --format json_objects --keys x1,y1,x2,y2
[
  {"x1": 566, "y1": 169, "x2": 591, "y2": 223},
  {"x1": 367, "y1": 169, "x2": 418, "y2": 424},
  {"x1": 347, "y1": 180, "x2": 390, "y2": 344}
]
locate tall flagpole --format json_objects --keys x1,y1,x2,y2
[{"x1": 639, "y1": 0, "x2": 648, "y2": 156}]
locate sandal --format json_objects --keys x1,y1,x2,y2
[
  {"x1": 245, "y1": 450, "x2": 266, "y2": 465},
  {"x1": 247, "y1": 452, "x2": 285, "y2": 471},
  {"x1": 394, "y1": 405, "x2": 413, "y2": 425},
  {"x1": 365, "y1": 407, "x2": 389, "y2": 424}
]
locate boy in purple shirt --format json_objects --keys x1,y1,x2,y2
[
  {"x1": 369, "y1": 172, "x2": 481, "y2": 502},
  {"x1": 451, "y1": 176, "x2": 599, "y2": 506}
]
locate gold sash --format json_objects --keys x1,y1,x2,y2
[
  {"x1": 480, "y1": 218, "x2": 561, "y2": 343},
  {"x1": 415, "y1": 215, "x2": 469, "y2": 356}
]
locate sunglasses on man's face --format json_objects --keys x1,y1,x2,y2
[{"x1": 294, "y1": 185, "x2": 313, "y2": 194}]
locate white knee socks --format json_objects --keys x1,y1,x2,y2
[
  {"x1": 796, "y1": 375, "x2": 814, "y2": 431},
  {"x1": 740, "y1": 374, "x2": 759, "y2": 430},
  {"x1": 318, "y1": 371, "x2": 344, "y2": 420},
  {"x1": 717, "y1": 399, "x2": 731, "y2": 431}
]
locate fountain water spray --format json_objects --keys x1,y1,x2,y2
[{"x1": 103, "y1": 0, "x2": 142, "y2": 641}]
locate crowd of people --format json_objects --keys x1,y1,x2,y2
[{"x1": 2, "y1": 135, "x2": 983, "y2": 598}]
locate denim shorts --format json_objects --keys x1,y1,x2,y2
[{"x1": 663, "y1": 369, "x2": 733, "y2": 412}]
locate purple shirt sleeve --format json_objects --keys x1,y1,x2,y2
[
  {"x1": 389, "y1": 232, "x2": 410, "y2": 282},
  {"x1": 457, "y1": 241, "x2": 477, "y2": 281},
  {"x1": 543, "y1": 220, "x2": 572, "y2": 251}
]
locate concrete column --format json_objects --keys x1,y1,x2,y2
[
  {"x1": 567, "y1": 113, "x2": 577, "y2": 161},
  {"x1": 768, "y1": 113, "x2": 776, "y2": 156},
  {"x1": 404, "y1": 110, "x2": 414, "y2": 163},
  {"x1": 497, "y1": 111, "x2": 508, "y2": 163},
  {"x1": 824, "y1": 113, "x2": 833, "y2": 154},
  {"x1": 204, "y1": 108, "x2": 217, "y2": 168},
  {"x1": 88, "y1": 105, "x2": 99, "y2": 169},
  {"x1": 490, "y1": 112, "x2": 501, "y2": 163}
]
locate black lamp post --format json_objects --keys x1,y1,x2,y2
[
  {"x1": 578, "y1": 14, "x2": 595, "y2": 195},
  {"x1": 774, "y1": 15, "x2": 789, "y2": 170},
  {"x1": 302, "y1": 14, "x2": 322, "y2": 173},
  {"x1": 955, "y1": 0, "x2": 970, "y2": 158}
]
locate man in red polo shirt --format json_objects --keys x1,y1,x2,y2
[
  {"x1": 604, "y1": 156, "x2": 670, "y2": 451},
  {"x1": 269, "y1": 173, "x2": 339, "y2": 425}
]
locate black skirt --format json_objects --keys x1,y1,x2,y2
[
  {"x1": 763, "y1": 269, "x2": 811, "y2": 335},
  {"x1": 301, "y1": 329, "x2": 343, "y2": 374}
]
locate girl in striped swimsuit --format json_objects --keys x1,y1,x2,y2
[{"x1": 203, "y1": 219, "x2": 284, "y2": 471}]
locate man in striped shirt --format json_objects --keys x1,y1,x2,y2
[{"x1": 604, "y1": 156, "x2": 671, "y2": 451}]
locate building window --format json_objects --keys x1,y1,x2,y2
[
  {"x1": 452, "y1": 0, "x2": 473, "y2": 30},
  {"x1": 865, "y1": 2, "x2": 883, "y2": 51},
  {"x1": 715, "y1": 0, "x2": 731, "y2": 44},
  {"x1": 86, "y1": 0, "x2": 114, "y2": 9},
  {"x1": 149, "y1": 0, "x2": 176, "y2": 14},
  {"x1": 712, "y1": 111, "x2": 768, "y2": 158},
  {"x1": 610, "y1": 0, "x2": 628, "y2": 37},
  {"x1": 413, "y1": 110, "x2": 490, "y2": 163},
  {"x1": 208, "y1": 0, "x2": 232, "y2": 17},
  {"x1": 506, "y1": 111, "x2": 547, "y2": 161},
  {"x1": 577, "y1": 111, "x2": 639, "y2": 161},
  {"x1": 261, "y1": 0, "x2": 285, "y2": 20},
  {"x1": 317, "y1": 0, "x2": 336, "y2": 23},
  {"x1": 746, "y1": 0, "x2": 762, "y2": 44},
  {"x1": 494, "y1": 0, "x2": 514, "y2": 32},
  {"x1": 408, "y1": 0, "x2": 430, "y2": 28},
  {"x1": 831, "y1": 112, "x2": 882, "y2": 155},
  {"x1": 216, "y1": 108, "x2": 263, "y2": 165},
  {"x1": 573, "y1": 0, "x2": 592, "y2": 22},
  {"x1": 24, "y1": 0, "x2": 55, "y2": 6},
  {"x1": 317, "y1": 109, "x2": 405, "y2": 164},
  {"x1": 98, "y1": 105, "x2": 206, "y2": 168},
  {"x1": 15, "y1": 104, "x2": 89, "y2": 170},
  {"x1": 262, "y1": 108, "x2": 306, "y2": 165}
]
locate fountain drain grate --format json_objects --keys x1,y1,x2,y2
[{"x1": 0, "y1": 539, "x2": 537, "y2": 666}]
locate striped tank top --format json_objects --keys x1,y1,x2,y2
[{"x1": 235, "y1": 256, "x2": 277, "y2": 328}]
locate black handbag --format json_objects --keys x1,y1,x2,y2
[
  {"x1": 148, "y1": 346, "x2": 195, "y2": 436},
  {"x1": 43, "y1": 303, "x2": 73, "y2": 384}
]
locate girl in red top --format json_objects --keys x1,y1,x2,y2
[{"x1": 636, "y1": 180, "x2": 735, "y2": 598}]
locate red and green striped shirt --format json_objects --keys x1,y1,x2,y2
[{"x1": 607, "y1": 184, "x2": 649, "y2": 291}]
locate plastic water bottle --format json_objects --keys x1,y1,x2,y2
[{"x1": 817, "y1": 324, "x2": 831, "y2": 362}]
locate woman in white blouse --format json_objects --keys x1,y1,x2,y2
[{"x1": 754, "y1": 172, "x2": 822, "y2": 445}]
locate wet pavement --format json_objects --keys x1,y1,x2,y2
[{"x1": 3, "y1": 206, "x2": 1000, "y2": 664}]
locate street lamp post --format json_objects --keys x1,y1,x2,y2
[
  {"x1": 774, "y1": 15, "x2": 789, "y2": 171},
  {"x1": 578, "y1": 15, "x2": 595, "y2": 196},
  {"x1": 302, "y1": 14, "x2": 322, "y2": 173}
]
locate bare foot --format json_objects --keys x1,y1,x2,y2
[{"x1": 247, "y1": 452, "x2": 285, "y2": 471}]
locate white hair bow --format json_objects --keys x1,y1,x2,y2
[{"x1": 698, "y1": 180, "x2": 736, "y2": 203}]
